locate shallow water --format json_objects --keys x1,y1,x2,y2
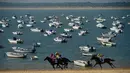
[{"x1": 0, "y1": 9, "x2": 130, "y2": 69}]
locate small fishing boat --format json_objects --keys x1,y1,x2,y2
[
  {"x1": 82, "y1": 53, "x2": 94, "y2": 56},
  {"x1": 64, "y1": 28, "x2": 73, "y2": 32},
  {"x1": 6, "y1": 52, "x2": 27, "y2": 58},
  {"x1": 12, "y1": 31, "x2": 23, "y2": 35},
  {"x1": 72, "y1": 25, "x2": 82, "y2": 30},
  {"x1": 128, "y1": 22, "x2": 130, "y2": 25},
  {"x1": 30, "y1": 28, "x2": 43, "y2": 32},
  {"x1": 74, "y1": 60, "x2": 87, "y2": 67},
  {"x1": 45, "y1": 30, "x2": 56, "y2": 35},
  {"x1": 78, "y1": 30, "x2": 88, "y2": 36},
  {"x1": 79, "y1": 45, "x2": 96, "y2": 52},
  {"x1": 54, "y1": 37, "x2": 67, "y2": 43},
  {"x1": 33, "y1": 42, "x2": 41, "y2": 47},
  {"x1": 0, "y1": 29, "x2": 4, "y2": 33},
  {"x1": 26, "y1": 24, "x2": 33, "y2": 27},
  {"x1": 96, "y1": 23, "x2": 106, "y2": 29},
  {"x1": 12, "y1": 16, "x2": 17, "y2": 19},
  {"x1": 68, "y1": 22, "x2": 75, "y2": 26},
  {"x1": 101, "y1": 41, "x2": 116, "y2": 47},
  {"x1": 31, "y1": 56, "x2": 38, "y2": 60},
  {"x1": 18, "y1": 24, "x2": 23, "y2": 29},
  {"x1": 60, "y1": 32, "x2": 72, "y2": 38},
  {"x1": 97, "y1": 37, "x2": 111, "y2": 42},
  {"x1": 12, "y1": 46, "x2": 36, "y2": 53},
  {"x1": 102, "y1": 32, "x2": 116, "y2": 38},
  {"x1": 8, "y1": 38, "x2": 23, "y2": 44}
]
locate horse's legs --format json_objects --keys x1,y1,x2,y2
[
  {"x1": 108, "y1": 62, "x2": 114, "y2": 68},
  {"x1": 112, "y1": 63, "x2": 116, "y2": 68},
  {"x1": 63, "y1": 63, "x2": 68, "y2": 69},
  {"x1": 110, "y1": 62, "x2": 116, "y2": 68},
  {"x1": 52, "y1": 65, "x2": 55, "y2": 70},
  {"x1": 59, "y1": 65, "x2": 63, "y2": 70},
  {"x1": 99, "y1": 64, "x2": 102, "y2": 69},
  {"x1": 93, "y1": 63, "x2": 97, "y2": 67}
]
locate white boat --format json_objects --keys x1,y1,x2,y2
[
  {"x1": 78, "y1": 30, "x2": 88, "y2": 36},
  {"x1": 110, "y1": 26, "x2": 123, "y2": 33},
  {"x1": 40, "y1": 20, "x2": 45, "y2": 23},
  {"x1": 45, "y1": 30, "x2": 56, "y2": 35},
  {"x1": 68, "y1": 22, "x2": 75, "y2": 26},
  {"x1": 74, "y1": 60, "x2": 87, "y2": 67},
  {"x1": 82, "y1": 53, "x2": 93, "y2": 56},
  {"x1": 60, "y1": 33, "x2": 72, "y2": 38},
  {"x1": 0, "y1": 21, "x2": 9, "y2": 28},
  {"x1": 12, "y1": 46, "x2": 36, "y2": 53},
  {"x1": 49, "y1": 22, "x2": 62, "y2": 27},
  {"x1": 112, "y1": 20, "x2": 121, "y2": 26},
  {"x1": 95, "y1": 18, "x2": 106, "y2": 23},
  {"x1": 33, "y1": 42, "x2": 41, "y2": 47},
  {"x1": 12, "y1": 16, "x2": 17, "y2": 19},
  {"x1": 8, "y1": 39, "x2": 23, "y2": 44},
  {"x1": 26, "y1": 24, "x2": 33, "y2": 27},
  {"x1": 17, "y1": 20, "x2": 23, "y2": 23},
  {"x1": 6, "y1": 52, "x2": 27, "y2": 58},
  {"x1": 18, "y1": 24, "x2": 23, "y2": 29},
  {"x1": 64, "y1": 28, "x2": 73, "y2": 32},
  {"x1": 0, "y1": 29, "x2": 4, "y2": 33},
  {"x1": 96, "y1": 23, "x2": 106, "y2": 28},
  {"x1": 101, "y1": 41, "x2": 116, "y2": 47},
  {"x1": 97, "y1": 37, "x2": 111, "y2": 42},
  {"x1": 128, "y1": 22, "x2": 130, "y2": 25},
  {"x1": 72, "y1": 25, "x2": 82, "y2": 30},
  {"x1": 31, "y1": 56, "x2": 38, "y2": 60},
  {"x1": 12, "y1": 31, "x2": 23, "y2": 35},
  {"x1": 79, "y1": 46, "x2": 96, "y2": 52},
  {"x1": 30, "y1": 28, "x2": 42, "y2": 32},
  {"x1": 54, "y1": 37, "x2": 67, "y2": 43},
  {"x1": 102, "y1": 32, "x2": 116, "y2": 38}
]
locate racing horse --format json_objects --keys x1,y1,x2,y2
[
  {"x1": 44, "y1": 56, "x2": 72, "y2": 69},
  {"x1": 91, "y1": 54, "x2": 116, "y2": 69}
]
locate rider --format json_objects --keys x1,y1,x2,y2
[
  {"x1": 97, "y1": 53, "x2": 104, "y2": 62},
  {"x1": 50, "y1": 53, "x2": 56, "y2": 62},
  {"x1": 55, "y1": 52, "x2": 62, "y2": 63},
  {"x1": 55, "y1": 52, "x2": 62, "y2": 59}
]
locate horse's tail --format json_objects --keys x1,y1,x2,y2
[
  {"x1": 110, "y1": 59, "x2": 115, "y2": 61},
  {"x1": 105, "y1": 58, "x2": 115, "y2": 62}
]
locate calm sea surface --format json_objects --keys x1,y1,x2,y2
[{"x1": 0, "y1": 9, "x2": 130, "y2": 69}]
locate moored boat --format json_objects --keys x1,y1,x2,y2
[
  {"x1": 74, "y1": 60, "x2": 87, "y2": 67},
  {"x1": 6, "y1": 52, "x2": 27, "y2": 58}
]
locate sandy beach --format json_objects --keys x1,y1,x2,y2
[
  {"x1": 0, "y1": 68, "x2": 130, "y2": 73},
  {"x1": 0, "y1": 7, "x2": 130, "y2": 10}
]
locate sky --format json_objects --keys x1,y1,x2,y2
[{"x1": 0, "y1": 0, "x2": 130, "y2": 3}]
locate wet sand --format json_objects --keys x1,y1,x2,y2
[{"x1": 0, "y1": 68, "x2": 130, "y2": 73}]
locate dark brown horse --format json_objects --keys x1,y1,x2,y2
[
  {"x1": 44, "y1": 56, "x2": 72, "y2": 69},
  {"x1": 91, "y1": 54, "x2": 116, "y2": 69}
]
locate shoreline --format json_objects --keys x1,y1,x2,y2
[
  {"x1": 0, "y1": 68, "x2": 130, "y2": 73},
  {"x1": 0, "y1": 7, "x2": 130, "y2": 10}
]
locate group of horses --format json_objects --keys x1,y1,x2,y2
[{"x1": 44, "y1": 54, "x2": 116, "y2": 69}]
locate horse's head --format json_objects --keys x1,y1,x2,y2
[{"x1": 44, "y1": 56, "x2": 49, "y2": 61}]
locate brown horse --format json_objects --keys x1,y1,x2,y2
[{"x1": 91, "y1": 54, "x2": 116, "y2": 69}]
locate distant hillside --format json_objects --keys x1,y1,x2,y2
[{"x1": 0, "y1": 2, "x2": 130, "y2": 7}]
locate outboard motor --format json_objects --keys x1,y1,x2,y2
[
  {"x1": 32, "y1": 46, "x2": 36, "y2": 53},
  {"x1": 13, "y1": 37, "x2": 17, "y2": 40}
]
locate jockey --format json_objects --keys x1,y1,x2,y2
[
  {"x1": 50, "y1": 53, "x2": 56, "y2": 62},
  {"x1": 97, "y1": 53, "x2": 104, "y2": 62},
  {"x1": 55, "y1": 52, "x2": 62, "y2": 60}
]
